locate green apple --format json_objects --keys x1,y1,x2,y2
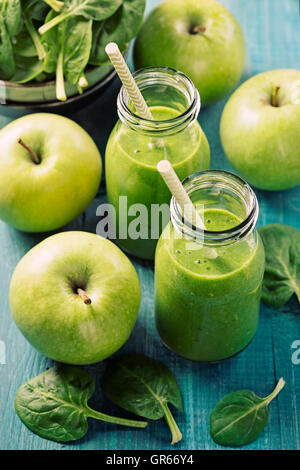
[
  {"x1": 0, "y1": 113, "x2": 102, "y2": 232},
  {"x1": 220, "y1": 69, "x2": 300, "y2": 191},
  {"x1": 134, "y1": 0, "x2": 245, "y2": 107},
  {"x1": 9, "y1": 231, "x2": 141, "y2": 365}
]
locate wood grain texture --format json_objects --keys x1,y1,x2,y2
[{"x1": 0, "y1": 0, "x2": 299, "y2": 450}]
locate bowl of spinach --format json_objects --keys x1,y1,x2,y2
[{"x1": 0, "y1": 0, "x2": 145, "y2": 107}]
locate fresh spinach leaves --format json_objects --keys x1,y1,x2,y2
[
  {"x1": 11, "y1": 54, "x2": 44, "y2": 83},
  {"x1": 102, "y1": 354, "x2": 183, "y2": 445},
  {"x1": 15, "y1": 365, "x2": 147, "y2": 443},
  {"x1": 258, "y1": 224, "x2": 300, "y2": 308},
  {"x1": 210, "y1": 378, "x2": 285, "y2": 446},
  {"x1": 90, "y1": 0, "x2": 145, "y2": 65},
  {"x1": 23, "y1": 9, "x2": 46, "y2": 60},
  {"x1": 0, "y1": 0, "x2": 23, "y2": 79},
  {"x1": 39, "y1": 0, "x2": 122, "y2": 35},
  {"x1": 42, "y1": 10, "x2": 92, "y2": 100},
  {"x1": 14, "y1": 26, "x2": 37, "y2": 57},
  {"x1": 1, "y1": 0, "x2": 22, "y2": 37},
  {"x1": 0, "y1": 0, "x2": 145, "y2": 100},
  {"x1": 21, "y1": 0, "x2": 50, "y2": 21},
  {"x1": 0, "y1": 14, "x2": 15, "y2": 79}
]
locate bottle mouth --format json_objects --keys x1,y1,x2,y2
[
  {"x1": 170, "y1": 170, "x2": 259, "y2": 245},
  {"x1": 117, "y1": 66, "x2": 200, "y2": 135}
]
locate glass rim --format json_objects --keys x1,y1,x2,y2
[
  {"x1": 117, "y1": 66, "x2": 200, "y2": 133},
  {"x1": 170, "y1": 170, "x2": 259, "y2": 244}
]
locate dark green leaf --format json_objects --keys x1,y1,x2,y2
[
  {"x1": 21, "y1": 0, "x2": 50, "y2": 21},
  {"x1": 42, "y1": 11, "x2": 92, "y2": 99},
  {"x1": 41, "y1": 11, "x2": 58, "y2": 73},
  {"x1": 103, "y1": 354, "x2": 183, "y2": 444},
  {"x1": 11, "y1": 55, "x2": 44, "y2": 82},
  {"x1": 22, "y1": 9, "x2": 46, "y2": 60},
  {"x1": 258, "y1": 224, "x2": 300, "y2": 308},
  {"x1": 13, "y1": 27, "x2": 37, "y2": 57},
  {"x1": 15, "y1": 365, "x2": 94, "y2": 442},
  {"x1": 89, "y1": 0, "x2": 145, "y2": 66},
  {"x1": 61, "y1": 17, "x2": 92, "y2": 86},
  {"x1": 39, "y1": 0, "x2": 122, "y2": 35},
  {"x1": 0, "y1": 0, "x2": 22, "y2": 37},
  {"x1": 15, "y1": 365, "x2": 147, "y2": 443},
  {"x1": 0, "y1": 15, "x2": 15, "y2": 79},
  {"x1": 210, "y1": 378, "x2": 285, "y2": 446}
]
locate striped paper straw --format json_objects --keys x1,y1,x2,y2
[
  {"x1": 105, "y1": 42, "x2": 153, "y2": 120},
  {"x1": 157, "y1": 160, "x2": 206, "y2": 230}
]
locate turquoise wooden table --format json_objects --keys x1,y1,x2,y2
[{"x1": 0, "y1": 0, "x2": 299, "y2": 451}]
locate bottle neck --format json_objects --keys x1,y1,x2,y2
[
  {"x1": 117, "y1": 66, "x2": 200, "y2": 137},
  {"x1": 170, "y1": 170, "x2": 259, "y2": 247}
]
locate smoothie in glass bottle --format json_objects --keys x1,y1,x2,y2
[
  {"x1": 105, "y1": 67, "x2": 210, "y2": 260},
  {"x1": 155, "y1": 170, "x2": 265, "y2": 362}
]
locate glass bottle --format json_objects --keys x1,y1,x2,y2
[
  {"x1": 105, "y1": 66, "x2": 210, "y2": 260},
  {"x1": 155, "y1": 170, "x2": 265, "y2": 362}
]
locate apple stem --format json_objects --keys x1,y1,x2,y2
[
  {"x1": 17, "y1": 138, "x2": 40, "y2": 164},
  {"x1": 77, "y1": 288, "x2": 92, "y2": 305},
  {"x1": 271, "y1": 86, "x2": 280, "y2": 107},
  {"x1": 191, "y1": 25, "x2": 206, "y2": 34}
]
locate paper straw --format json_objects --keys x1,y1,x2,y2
[
  {"x1": 157, "y1": 160, "x2": 206, "y2": 230},
  {"x1": 105, "y1": 42, "x2": 153, "y2": 120}
]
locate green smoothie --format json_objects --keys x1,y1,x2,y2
[
  {"x1": 105, "y1": 106, "x2": 210, "y2": 259},
  {"x1": 155, "y1": 208, "x2": 265, "y2": 362}
]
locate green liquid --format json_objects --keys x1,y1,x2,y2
[
  {"x1": 155, "y1": 208, "x2": 265, "y2": 362},
  {"x1": 105, "y1": 106, "x2": 210, "y2": 259}
]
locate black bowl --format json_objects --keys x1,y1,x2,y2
[{"x1": 0, "y1": 66, "x2": 119, "y2": 114}]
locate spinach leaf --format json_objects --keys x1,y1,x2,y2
[
  {"x1": 0, "y1": 0, "x2": 22, "y2": 37},
  {"x1": 0, "y1": 0, "x2": 22, "y2": 80},
  {"x1": 39, "y1": 0, "x2": 122, "y2": 35},
  {"x1": 23, "y1": 9, "x2": 46, "y2": 60},
  {"x1": 13, "y1": 26, "x2": 37, "y2": 57},
  {"x1": 11, "y1": 55, "x2": 44, "y2": 83},
  {"x1": 210, "y1": 378, "x2": 285, "y2": 446},
  {"x1": 102, "y1": 354, "x2": 183, "y2": 445},
  {"x1": 42, "y1": 11, "x2": 92, "y2": 100},
  {"x1": 0, "y1": 0, "x2": 145, "y2": 97},
  {"x1": 89, "y1": 0, "x2": 145, "y2": 66},
  {"x1": 21, "y1": 0, "x2": 50, "y2": 21},
  {"x1": 15, "y1": 365, "x2": 147, "y2": 443},
  {"x1": 258, "y1": 224, "x2": 300, "y2": 308},
  {"x1": 0, "y1": 14, "x2": 15, "y2": 79}
]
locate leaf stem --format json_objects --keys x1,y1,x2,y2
[
  {"x1": 23, "y1": 11, "x2": 46, "y2": 60},
  {"x1": 56, "y1": 49, "x2": 66, "y2": 101},
  {"x1": 78, "y1": 74, "x2": 88, "y2": 88},
  {"x1": 85, "y1": 406, "x2": 148, "y2": 429},
  {"x1": 39, "y1": 10, "x2": 70, "y2": 35},
  {"x1": 77, "y1": 74, "x2": 88, "y2": 94},
  {"x1": 265, "y1": 377, "x2": 285, "y2": 405},
  {"x1": 161, "y1": 402, "x2": 182, "y2": 445},
  {"x1": 43, "y1": 0, "x2": 64, "y2": 12}
]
